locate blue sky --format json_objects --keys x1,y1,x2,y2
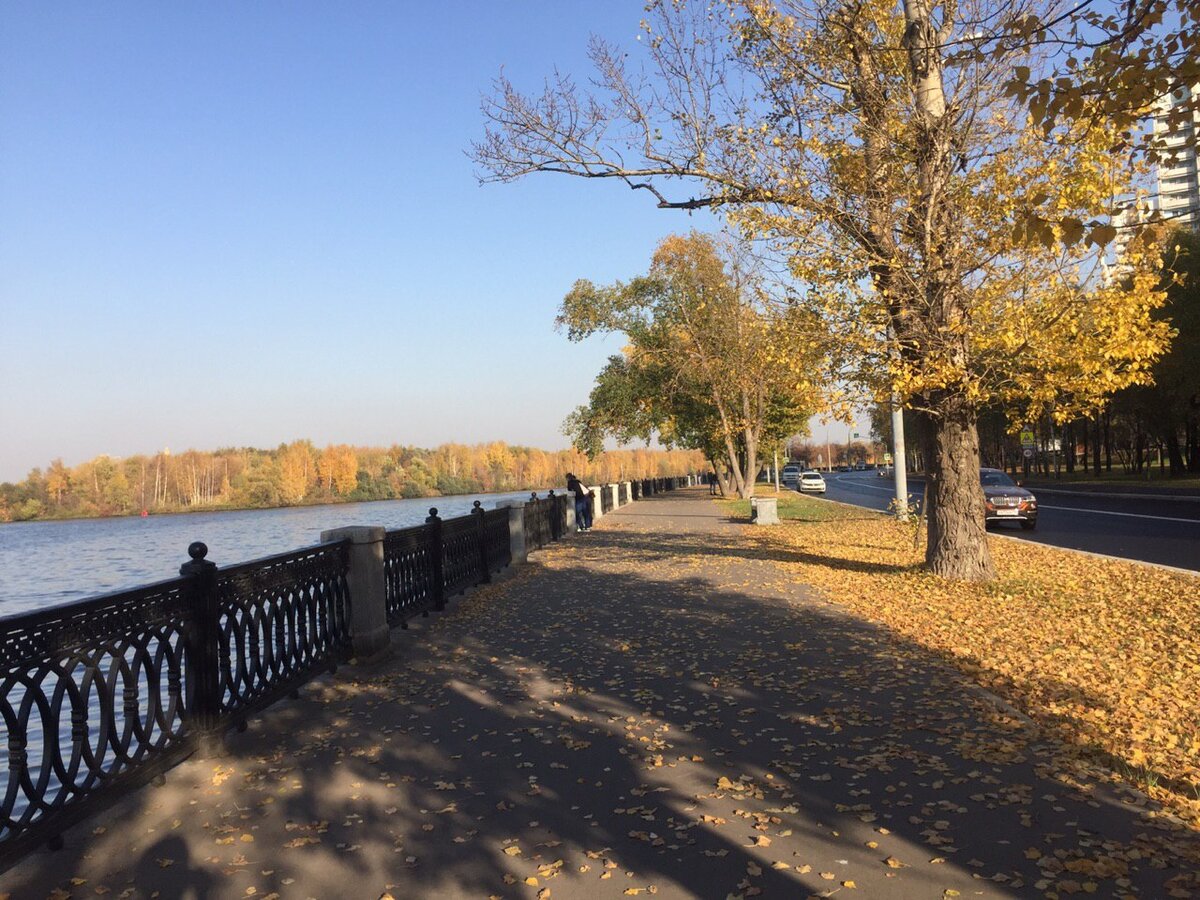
[{"x1": 1, "y1": 2, "x2": 734, "y2": 481}]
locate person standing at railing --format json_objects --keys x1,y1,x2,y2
[{"x1": 566, "y1": 472, "x2": 592, "y2": 531}]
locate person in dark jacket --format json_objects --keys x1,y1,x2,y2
[{"x1": 566, "y1": 473, "x2": 593, "y2": 531}]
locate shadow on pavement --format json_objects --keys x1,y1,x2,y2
[{"x1": 5, "y1": 507, "x2": 1199, "y2": 899}]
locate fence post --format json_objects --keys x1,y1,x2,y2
[
  {"x1": 548, "y1": 491, "x2": 562, "y2": 540},
  {"x1": 319, "y1": 526, "x2": 388, "y2": 662},
  {"x1": 473, "y1": 501, "x2": 491, "y2": 582},
  {"x1": 426, "y1": 508, "x2": 446, "y2": 611},
  {"x1": 496, "y1": 500, "x2": 528, "y2": 564},
  {"x1": 590, "y1": 486, "x2": 604, "y2": 519},
  {"x1": 180, "y1": 541, "x2": 222, "y2": 755},
  {"x1": 563, "y1": 492, "x2": 577, "y2": 533},
  {"x1": 608, "y1": 483, "x2": 620, "y2": 511}
]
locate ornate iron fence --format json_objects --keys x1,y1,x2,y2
[
  {"x1": 0, "y1": 577, "x2": 193, "y2": 865},
  {"x1": 213, "y1": 542, "x2": 350, "y2": 724},
  {"x1": 483, "y1": 507, "x2": 511, "y2": 569},
  {"x1": 382, "y1": 524, "x2": 435, "y2": 627},
  {"x1": 523, "y1": 498, "x2": 553, "y2": 551},
  {"x1": 0, "y1": 538, "x2": 349, "y2": 870}
]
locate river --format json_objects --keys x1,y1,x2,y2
[{"x1": 0, "y1": 489, "x2": 551, "y2": 617}]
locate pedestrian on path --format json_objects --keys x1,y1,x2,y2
[{"x1": 566, "y1": 472, "x2": 593, "y2": 530}]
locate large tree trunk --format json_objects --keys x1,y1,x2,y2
[
  {"x1": 922, "y1": 400, "x2": 995, "y2": 581},
  {"x1": 742, "y1": 425, "x2": 759, "y2": 499}
]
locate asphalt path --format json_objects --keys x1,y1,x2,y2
[{"x1": 805, "y1": 469, "x2": 1200, "y2": 572}]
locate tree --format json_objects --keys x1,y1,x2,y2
[
  {"x1": 46, "y1": 459, "x2": 70, "y2": 507},
  {"x1": 1111, "y1": 229, "x2": 1200, "y2": 475},
  {"x1": 277, "y1": 441, "x2": 314, "y2": 505},
  {"x1": 474, "y1": 0, "x2": 1171, "y2": 580},
  {"x1": 559, "y1": 232, "x2": 818, "y2": 498}
]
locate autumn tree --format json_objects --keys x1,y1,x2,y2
[
  {"x1": 474, "y1": 0, "x2": 1172, "y2": 580},
  {"x1": 277, "y1": 441, "x2": 314, "y2": 505},
  {"x1": 559, "y1": 232, "x2": 819, "y2": 498}
]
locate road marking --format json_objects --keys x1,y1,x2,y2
[
  {"x1": 830, "y1": 478, "x2": 1200, "y2": 524},
  {"x1": 1039, "y1": 505, "x2": 1200, "y2": 525}
]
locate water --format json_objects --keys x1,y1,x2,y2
[{"x1": 0, "y1": 489, "x2": 547, "y2": 617}]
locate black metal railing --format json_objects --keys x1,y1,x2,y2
[
  {"x1": 0, "y1": 538, "x2": 349, "y2": 869},
  {"x1": 382, "y1": 523, "x2": 435, "y2": 627},
  {"x1": 523, "y1": 497, "x2": 552, "y2": 551},
  {"x1": 213, "y1": 542, "x2": 350, "y2": 723},
  {"x1": 482, "y1": 506, "x2": 512, "y2": 570},
  {"x1": 0, "y1": 477, "x2": 683, "y2": 869}
]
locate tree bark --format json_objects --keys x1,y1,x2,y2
[{"x1": 923, "y1": 400, "x2": 995, "y2": 581}]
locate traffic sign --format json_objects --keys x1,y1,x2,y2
[
  {"x1": 1019, "y1": 429, "x2": 1035, "y2": 448},
  {"x1": 1023, "y1": 448, "x2": 1034, "y2": 459},
  {"x1": 883, "y1": 453, "x2": 893, "y2": 464}
]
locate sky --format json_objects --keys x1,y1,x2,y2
[{"x1": 1, "y1": 2, "x2": 745, "y2": 482}]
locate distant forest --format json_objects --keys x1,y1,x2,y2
[{"x1": 0, "y1": 441, "x2": 704, "y2": 522}]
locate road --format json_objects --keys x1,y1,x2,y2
[{"x1": 806, "y1": 469, "x2": 1200, "y2": 572}]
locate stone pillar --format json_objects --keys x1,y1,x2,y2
[
  {"x1": 495, "y1": 500, "x2": 527, "y2": 564},
  {"x1": 751, "y1": 497, "x2": 779, "y2": 526},
  {"x1": 320, "y1": 526, "x2": 390, "y2": 663},
  {"x1": 622, "y1": 481, "x2": 632, "y2": 506},
  {"x1": 608, "y1": 483, "x2": 620, "y2": 511},
  {"x1": 590, "y1": 486, "x2": 604, "y2": 519},
  {"x1": 564, "y1": 498, "x2": 577, "y2": 533}
]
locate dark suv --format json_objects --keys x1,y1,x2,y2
[{"x1": 981, "y1": 468, "x2": 1037, "y2": 530}]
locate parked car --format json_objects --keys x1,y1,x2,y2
[
  {"x1": 981, "y1": 468, "x2": 1037, "y2": 530},
  {"x1": 854, "y1": 462, "x2": 867, "y2": 471},
  {"x1": 798, "y1": 471, "x2": 826, "y2": 493},
  {"x1": 781, "y1": 464, "x2": 802, "y2": 487}
]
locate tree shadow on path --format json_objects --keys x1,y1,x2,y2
[{"x1": 6, "y1": 514, "x2": 1199, "y2": 899}]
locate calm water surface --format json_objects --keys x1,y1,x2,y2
[{"x1": 0, "y1": 490, "x2": 549, "y2": 617}]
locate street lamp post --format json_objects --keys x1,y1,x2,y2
[{"x1": 891, "y1": 398, "x2": 909, "y2": 520}]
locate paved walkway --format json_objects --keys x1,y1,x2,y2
[{"x1": 5, "y1": 489, "x2": 1199, "y2": 898}]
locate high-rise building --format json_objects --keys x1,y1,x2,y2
[
  {"x1": 1152, "y1": 82, "x2": 1200, "y2": 231},
  {"x1": 1107, "y1": 83, "x2": 1199, "y2": 280}
]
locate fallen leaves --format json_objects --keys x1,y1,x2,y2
[{"x1": 753, "y1": 500, "x2": 1200, "y2": 826}]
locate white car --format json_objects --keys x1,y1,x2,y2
[
  {"x1": 798, "y1": 471, "x2": 826, "y2": 493},
  {"x1": 781, "y1": 464, "x2": 802, "y2": 487}
]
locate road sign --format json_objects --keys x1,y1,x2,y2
[
  {"x1": 1023, "y1": 448, "x2": 1034, "y2": 459},
  {"x1": 883, "y1": 453, "x2": 893, "y2": 464},
  {"x1": 1020, "y1": 429, "x2": 1035, "y2": 448}
]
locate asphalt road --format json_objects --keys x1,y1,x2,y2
[{"x1": 804, "y1": 469, "x2": 1200, "y2": 572}]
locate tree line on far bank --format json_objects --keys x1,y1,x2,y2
[{"x1": 0, "y1": 442, "x2": 704, "y2": 523}]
